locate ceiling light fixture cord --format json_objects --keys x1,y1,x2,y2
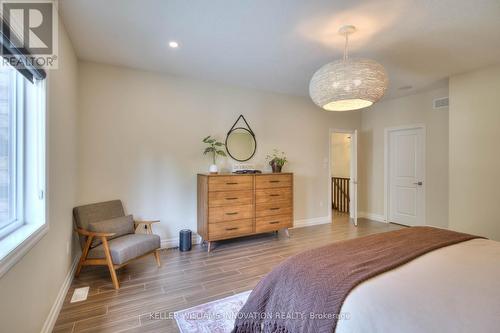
[{"x1": 343, "y1": 32, "x2": 349, "y2": 61}]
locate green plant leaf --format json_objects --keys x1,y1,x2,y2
[
  {"x1": 217, "y1": 150, "x2": 227, "y2": 156},
  {"x1": 202, "y1": 135, "x2": 211, "y2": 143},
  {"x1": 204, "y1": 147, "x2": 215, "y2": 154},
  {"x1": 214, "y1": 142, "x2": 224, "y2": 146}
]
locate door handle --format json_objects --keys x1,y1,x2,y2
[{"x1": 413, "y1": 181, "x2": 423, "y2": 186}]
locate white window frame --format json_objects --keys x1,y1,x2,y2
[{"x1": 0, "y1": 68, "x2": 47, "y2": 278}]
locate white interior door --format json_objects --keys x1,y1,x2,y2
[
  {"x1": 350, "y1": 130, "x2": 358, "y2": 226},
  {"x1": 387, "y1": 127, "x2": 425, "y2": 226}
]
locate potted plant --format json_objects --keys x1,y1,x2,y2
[
  {"x1": 266, "y1": 149, "x2": 288, "y2": 173},
  {"x1": 202, "y1": 136, "x2": 227, "y2": 173}
]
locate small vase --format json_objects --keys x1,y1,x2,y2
[
  {"x1": 209, "y1": 164, "x2": 218, "y2": 174},
  {"x1": 271, "y1": 164, "x2": 282, "y2": 173}
]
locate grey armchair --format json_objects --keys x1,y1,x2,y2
[{"x1": 73, "y1": 200, "x2": 161, "y2": 289}]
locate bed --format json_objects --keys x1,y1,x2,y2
[{"x1": 232, "y1": 227, "x2": 500, "y2": 333}]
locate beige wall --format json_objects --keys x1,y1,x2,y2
[
  {"x1": 77, "y1": 62, "x2": 361, "y2": 241},
  {"x1": 449, "y1": 64, "x2": 500, "y2": 240},
  {"x1": 0, "y1": 21, "x2": 79, "y2": 332},
  {"x1": 331, "y1": 133, "x2": 351, "y2": 178},
  {"x1": 359, "y1": 86, "x2": 449, "y2": 227}
]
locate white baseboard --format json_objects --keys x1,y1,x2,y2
[
  {"x1": 41, "y1": 255, "x2": 79, "y2": 333},
  {"x1": 292, "y1": 216, "x2": 331, "y2": 229},
  {"x1": 358, "y1": 212, "x2": 387, "y2": 223},
  {"x1": 161, "y1": 233, "x2": 202, "y2": 249},
  {"x1": 161, "y1": 218, "x2": 332, "y2": 246},
  {"x1": 159, "y1": 214, "x2": 387, "y2": 247}
]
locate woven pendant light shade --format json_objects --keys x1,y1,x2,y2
[
  {"x1": 309, "y1": 25, "x2": 388, "y2": 111},
  {"x1": 309, "y1": 58, "x2": 388, "y2": 111}
]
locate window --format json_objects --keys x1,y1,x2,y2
[
  {"x1": 0, "y1": 15, "x2": 48, "y2": 276},
  {"x1": 0, "y1": 60, "x2": 46, "y2": 274},
  {"x1": 0, "y1": 64, "x2": 22, "y2": 238}
]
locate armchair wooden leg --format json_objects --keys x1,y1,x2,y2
[
  {"x1": 75, "y1": 258, "x2": 84, "y2": 278},
  {"x1": 102, "y1": 236, "x2": 120, "y2": 289},
  {"x1": 153, "y1": 250, "x2": 161, "y2": 267},
  {"x1": 75, "y1": 235, "x2": 93, "y2": 278}
]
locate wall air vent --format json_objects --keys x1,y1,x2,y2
[{"x1": 433, "y1": 97, "x2": 449, "y2": 109}]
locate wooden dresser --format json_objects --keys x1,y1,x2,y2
[{"x1": 197, "y1": 173, "x2": 293, "y2": 251}]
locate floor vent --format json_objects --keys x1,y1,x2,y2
[
  {"x1": 70, "y1": 286, "x2": 89, "y2": 303},
  {"x1": 433, "y1": 97, "x2": 449, "y2": 109}
]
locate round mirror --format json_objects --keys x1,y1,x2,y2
[{"x1": 225, "y1": 128, "x2": 256, "y2": 162}]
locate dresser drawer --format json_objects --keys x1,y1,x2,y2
[
  {"x1": 256, "y1": 214, "x2": 292, "y2": 233},
  {"x1": 256, "y1": 174, "x2": 292, "y2": 189},
  {"x1": 256, "y1": 201, "x2": 292, "y2": 218},
  {"x1": 209, "y1": 219, "x2": 254, "y2": 240},
  {"x1": 209, "y1": 204, "x2": 253, "y2": 223},
  {"x1": 256, "y1": 188, "x2": 292, "y2": 204},
  {"x1": 209, "y1": 190, "x2": 253, "y2": 207},
  {"x1": 208, "y1": 176, "x2": 253, "y2": 192}
]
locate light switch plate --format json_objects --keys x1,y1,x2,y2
[{"x1": 70, "y1": 286, "x2": 90, "y2": 303}]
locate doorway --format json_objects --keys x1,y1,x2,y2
[
  {"x1": 330, "y1": 129, "x2": 358, "y2": 226},
  {"x1": 385, "y1": 125, "x2": 425, "y2": 226}
]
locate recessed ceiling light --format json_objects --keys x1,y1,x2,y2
[{"x1": 169, "y1": 41, "x2": 179, "y2": 48}]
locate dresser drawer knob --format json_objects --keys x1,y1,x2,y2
[
  {"x1": 225, "y1": 227, "x2": 239, "y2": 231},
  {"x1": 226, "y1": 212, "x2": 238, "y2": 215},
  {"x1": 226, "y1": 182, "x2": 238, "y2": 185},
  {"x1": 225, "y1": 197, "x2": 238, "y2": 200},
  {"x1": 270, "y1": 207, "x2": 280, "y2": 211},
  {"x1": 269, "y1": 180, "x2": 280, "y2": 183},
  {"x1": 270, "y1": 194, "x2": 280, "y2": 197},
  {"x1": 269, "y1": 221, "x2": 280, "y2": 225}
]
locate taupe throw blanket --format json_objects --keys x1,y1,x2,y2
[{"x1": 233, "y1": 227, "x2": 481, "y2": 333}]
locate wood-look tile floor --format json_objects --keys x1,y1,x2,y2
[{"x1": 54, "y1": 214, "x2": 402, "y2": 333}]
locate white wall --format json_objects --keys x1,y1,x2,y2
[
  {"x1": 331, "y1": 133, "x2": 351, "y2": 178},
  {"x1": 77, "y1": 62, "x2": 361, "y2": 241},
  {"x1": 449, "y1": 64, "x2": 500, "y2": 240},
  {"x1": 359, "y1": 86, "x2": 449, "y2": 227},
  {"x1": 0, "y1": 21, "x2": 79, "y2": 332}
]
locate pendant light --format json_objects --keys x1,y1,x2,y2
[{"x1": 309, "y1": 25, "x2": 388, "y2": 111}]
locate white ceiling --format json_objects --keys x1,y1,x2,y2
[{"x1": 59, "y1": 0, "x2": 500, "y2": 100}]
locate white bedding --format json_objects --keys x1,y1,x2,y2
[{"x1": 336, "y1": 238, "x2": 500, "y2": 333}]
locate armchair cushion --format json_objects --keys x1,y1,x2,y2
[
  {"x1": 88, "y1": 215, "x2": 135, "y2": 247},
  {"x1": 73, "y1": 200, "x2": 125, "y2": 249},
  {"x1": 87, "y1": 234, "x2": 160, "y2": 265}
]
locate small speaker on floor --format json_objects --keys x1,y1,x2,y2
[{"x1": 179, "y1": 229, "x2": 192, "y2": 252}]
